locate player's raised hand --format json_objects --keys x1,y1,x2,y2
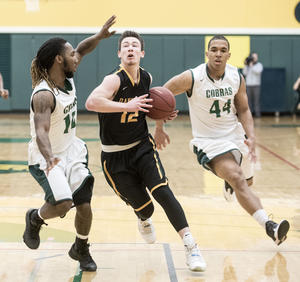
[
  {"x1": 99, "y1": 15, "x2": 117, "y2": 39},
  {"x1": 126, "y1": 94, "x2": 153, "y2": 112},
  {"x1": 45, "y1": 157, "x2": 60, "y2": 176}
]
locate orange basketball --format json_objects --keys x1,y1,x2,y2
[{"x1": 147, "y1": 87, "x2": 176, "y2": 120}]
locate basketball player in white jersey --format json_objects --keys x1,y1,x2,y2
[
  {"x1": 23, "y1": 15, "x2": 116, "y2": 271},
  {"x1": 155, "y1": 35, "x2": 290, "y2": 246}
]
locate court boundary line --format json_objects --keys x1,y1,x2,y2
[
  {"x1": 257, "y1": 143, "x2": 300, "y2": 171},
  {"x1": 163, "y1": 243, "x2": 178, "y2": 282}
]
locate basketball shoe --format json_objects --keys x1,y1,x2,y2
[
  {"x1": 223, "y1": 181, "x2": 236, "y2": 202},
  {"x1": 266, "y1": 220, "x2": 290, "y2": 245},
  {"x1": 184, "y1": 244, "x2": 207, "y2": 272},
  {"x1": 69, "y1": 239, "x2": 97, "y2": 272},
  {"x1": 23, "y1": 208, "x2": 47, "y2": 249},
  {"x1": 138, "y1": 218, "x2": 156, "y2": 244}
]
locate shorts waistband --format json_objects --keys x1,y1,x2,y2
[{"x1": 101, "y1": 140, "x2": 141, "y2": 152}]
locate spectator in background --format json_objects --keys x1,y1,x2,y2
[
  {"x1": 293, "y1": 76, "x2": 300, "y2": 93},
  {"x1": 243, "y1": 53, "x2": 263, "y2": 117},
  {"x1": 293, "y1": 76, "x2": 300, "y2": 114},
  {"x1": 0, "y1": 72, "x2": 9, "y2": 99}
]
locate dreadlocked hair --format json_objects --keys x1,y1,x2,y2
[{"x1": 31, "y1": 37, "x2": 67, "y2": 89}]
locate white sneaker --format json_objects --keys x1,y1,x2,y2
[
  {"x1": 223, "y1": 181, "x2": 236, "y2": 202},
  {"x1": 185, "y1": 244, "x2": 206, "y2": 272},
  {"x1": 138, "y1": 218, "x2": 156, "y2": 244}
]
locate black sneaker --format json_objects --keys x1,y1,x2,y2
[
  {"x1": 23, "y1": 208, "x2": 47, "y2": 249},
  {"x1": 68, "y1": 242, "x2": 97, "y2": 272},
  {"x1": 266, "y1": 220, "x2": 290, "y2": 245}
]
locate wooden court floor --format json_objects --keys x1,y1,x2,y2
[{"x1": 0, "y1": 113, "x2": 300, "y2": 282}]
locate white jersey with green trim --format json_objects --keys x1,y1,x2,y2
[
  {"x1": 188, "y1": 63, "x2": 242, "y2": 138},
  {"x1": 29, "y1": 78, "x2": 77, "y2": 160}
]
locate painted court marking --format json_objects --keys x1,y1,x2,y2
[{"x1": 257, "y1": 143, "x2": 300, "y2": 171}]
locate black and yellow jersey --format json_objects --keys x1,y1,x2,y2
[{"x1": 98, "y1": 65, "x2": 151, "y2": 145}]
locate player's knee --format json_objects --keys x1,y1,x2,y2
[
  {"x1": 73, "y1": 175, "x2": 94, "y2": 206},
  {"x1": 152, "y1": 185, "x2": 176, "y2": 204},
  {"x1": 227, "y1": 170, "x2": 245, "y2": 189},
  {"x1": 56, "y1": 200, "x2": 73, "y2": 216},
  {"x1": 136, "y1": 202, "x2": 154, "y2": 220}
]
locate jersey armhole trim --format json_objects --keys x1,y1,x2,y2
[
  {"x1": 31, "y1": 89, "x2": 56, "y2": 113},
  {"x1": 238, "y1": 72, "x2": 242, "y2": 89},
  {"x1": 186, "y1": 69, "x2": 194, "y2": 98}
]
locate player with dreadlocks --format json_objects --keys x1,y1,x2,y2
[{"x1": 23, "y1": 15, "x2": 116, "y2": 272}]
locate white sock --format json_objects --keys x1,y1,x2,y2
[
  {"x1": 252, "y1": 209, "x2": 269, "y2": 228},
  {"x1": 76, "y1": 233, "x2": 89, "y2": 240},
  {"x1": 37, "y1": 208, "x2": 44, "y2": 220},
  {"x1": 182, "y1": 232, "x2": 195, "y2": 247}
]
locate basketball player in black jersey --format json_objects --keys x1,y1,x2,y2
[{"x1": 85, "y1": 30, "x2": 206, "y2": 272}]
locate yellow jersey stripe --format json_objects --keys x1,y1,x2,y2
[
  {"x1": 103, "y1": 160, "x2": 121, "y2": 197},
  {"x1": 135, "y1": 199, "x2": 152, "y2": 211},
  {"x1": 150, "y1": 180, "x2": 168, "y2": 194},
  {"x1": 148, "y1": 137, "x2": 163, "y2": 179}
]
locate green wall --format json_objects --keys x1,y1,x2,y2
[{"x1": 0, "y1": 34, "x2": 299, "y2": 113}]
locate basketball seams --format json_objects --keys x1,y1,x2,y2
[
  {"x1": 151, "y1": 92, "x2": 174, "y2": 110},
  {"x1": 147, "y1": 86, "x2": 176, "y2": 120}
]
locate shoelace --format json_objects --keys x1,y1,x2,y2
[
  {"x1": 191, "y1": 247, "x2": 201, "y2": 257},
  {"x1": 31, "y1": 219, "x2": 48, "y2": 231},
  {"x1": 78, "y1": 243, "x2": 93, "y2": 258}
]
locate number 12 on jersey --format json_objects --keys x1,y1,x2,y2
[{"x1": 64, "y1": 111, "x2": 76, "y2": 133}]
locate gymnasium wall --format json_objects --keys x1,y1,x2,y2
[
  {"x1": 0, "y1": 0, "x2": 300, "y2": 112},
  {"x1": 0, "y1": 0, "x2": 299, "y2": 28}
]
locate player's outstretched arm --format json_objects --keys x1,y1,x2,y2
[
  {"x1": 154, "y1": 70, "x2": 192, "y2": 150},
  {"x1": 164, "y1": 70, "x2": 193, "y2": 96},
  {"x1": 86, "y1": 74, "x2": 152, "y2": 113},
  {"x1": 75, "y1": 15, "x2": 116, "y2": 64}
]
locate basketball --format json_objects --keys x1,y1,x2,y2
[{"x1": 147, "y1": 87, "x2": 176, "y2": 120}]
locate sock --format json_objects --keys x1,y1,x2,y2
[
  {"x1": 76, "y1": 233, "x2": 89, "y2": 240},
  {"x1": 252, "y1": 209, "x2": 269, "y2": 228},
  {"x1": 31, "y1": 209, "x2": 44, "y2": 225},
  {"x1": 37, "y1": 209, "x2": 44, "y2": 220},
  {"x1": 182, "y1": 232, "x2": 195, "y2": 247}
]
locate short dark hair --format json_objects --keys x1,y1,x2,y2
[
  {"x1": 118, "y1": 30, "x2": 144, "y2": 51},
  {"x1": 208, "y1": 35, "x2": 230, "y2": 50}
]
